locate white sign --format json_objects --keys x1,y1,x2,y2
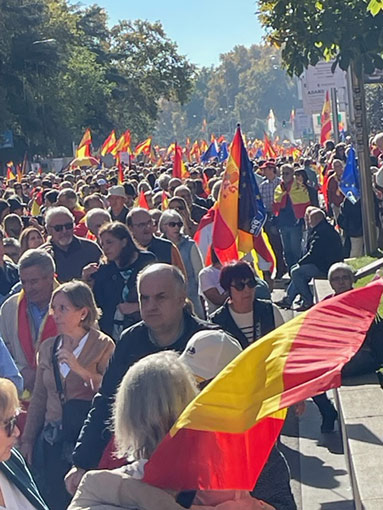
[
  {"x1": 293, "y1": 108, "x2": 313, "y2": 139},
  {"x1": 300, "y1": 61, "x2": 347, "y2": 115}
]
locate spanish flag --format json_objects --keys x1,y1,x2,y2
[
  {"x1": 112, "y1": 130, "x2": 131, "y2": 156},
  {"x1": 161, "y1": 191, "x2": 169, "y2": 210},
  {"x1": 135, "y1": 189, "x2": 150, "y2": 210},
  {"x1": 135, "y1": 137, "x2": 152, "y2": 157},
  {"x1": 30, "y1": 199, "x2": 41, "y2": 217},
  {"x1": 6, "y1": 162, "x2": 15, "y2": 182},
  {"x1": 320, "y1": 91, "x2": 332, "y2": 145},
  {"x1": 76, "y1": 129, "x2": 92, "y2": 158},
  {"x1": 263, "y1": 133, "x2": 277, "y2": 158},
  {"x1": 143, "y1": 280, "x2": 383, "y2": 490},
  {"x1": 101, "y1": 130, "x2": 117, "y2": 156},
  {"x1": 172, "y1": 143, "x2": 188, "y2": 179},
  {"x1": 212, "y1": 124, "x2": 275, "y2": 273},
  {"x1": 273, "y1": 180, "x2": 310, "y2": 220}
]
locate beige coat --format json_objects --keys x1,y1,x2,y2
[
  {"x1": 22, "y1": 328, "x2": 115, "y2": 445},
  {"x1": 69, "y1": 469, "x2": 275, "y2": 510},
  {"x1": 0, "y1": 294, "x2": 33, "y2": 373}
]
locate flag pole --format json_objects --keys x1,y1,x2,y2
[{"x1": 330, "y1": 88, "x2": 339, "y2": 144}]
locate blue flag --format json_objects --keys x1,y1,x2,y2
[
  {"x1": 201, "y1": 141, "x2": 219, "y2": 163},
  {"x1": 339, "y1": 146, "x2": 360, "y2": 204},
  {"x1": 218, "y1": 141, "x2": 229, "y2": 162},
  {"x1": 238, "y1": 139, "x2": 267, "y2": 237}
]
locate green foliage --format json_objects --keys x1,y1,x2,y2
[
  {"x1": 258, "y1": 0, "x2": 383, "y2": 77},
  {"x1": 0, "y1": 0, "x2": 195, "y2": 157},
  {"x1": 155, "y1": 44, "x2": 299, "y2": 144},
  {"x1": 367, "y1": 0, "x2": 383, "y2": 16},
  {"x1": 366, "y1": 84, "x2": 383, "y2": 132}
]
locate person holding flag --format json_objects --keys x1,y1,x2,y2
[{"x1": 212, "y1": 124, "x2": 275, "y2": 278}]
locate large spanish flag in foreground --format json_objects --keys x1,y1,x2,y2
[
  {"x1": 144, "y1": 281, "x2": 383, "y2": 490},
  {"x1": 212, "y1": 124, "x2": 275, "y2": 272}
]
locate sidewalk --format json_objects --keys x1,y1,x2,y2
[{"x1": 273, "y1": 287, "x2": 354, "y2": 509}]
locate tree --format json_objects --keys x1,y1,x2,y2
[
  {"x1": 366, "y1": 84, "x2": 383, "y2": 132},
  {"x1": 0, "y1": 1, "x2": 195, "y2": 159},
  {"x1": 258, "y1": 0, "x2": 383, "y2": 76},
  {"x1": 155, "y1": 44, "x2": 299, "y2": 143}
]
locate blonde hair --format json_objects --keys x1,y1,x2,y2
[
  {"x1": 113, "y1": 351, "x2": 197, "y2": 460},
  {"x1": 0, "y1": 379, "x2": 19, "y2": 421},
  {"x1": 51, "y1": 280, "x2": 100, "y2": 330}
]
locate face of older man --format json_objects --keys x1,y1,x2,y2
[
  {"x1": 20, "y1": 265, "x2": 54, "y2": 308},
  {"x1": 47, "y1": 212, "x2": 74, "y2": 249},
  {"x1": 329, "y1": 269, "x2": 353, "y2": 295}
]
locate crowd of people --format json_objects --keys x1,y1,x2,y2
[{"x1": 0, "y1": 131, "x2": 381, "y2": 509}]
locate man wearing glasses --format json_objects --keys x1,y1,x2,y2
[
  {"x1": 127, "y1": 208, "x2": 186, "y2": 276},
  {"x1": 43, "y1": 206, "x2": 102, "y2": 282}
]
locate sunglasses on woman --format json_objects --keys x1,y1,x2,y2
[
  {"x1": 230, "y1": 279, "x2": 257, "y2": 291},
  {"x1": 50, "y1": 223, "x2": 74, "y2": 233},
  {"x1": 168, "y1": 221, "x2": 183, "y2": 228},
  {"x1": 3, "y1": 413, "x2": 19, "y2": 437}
]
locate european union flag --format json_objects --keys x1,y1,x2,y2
[
  {"x1": 201, "y1": 141, "x2": 219, "y2": 163},
  {"x1": 238, "y1": 140, "x2": 266, "y2": 237},
  {"x1": 339, "y1": 146, "x2": 360, "y2": 205},
  {"x1": 218, "y1": 141, "x2": 228, "y2": 162}
]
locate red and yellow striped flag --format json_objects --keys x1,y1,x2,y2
[
  {"x1": 6, "y1": 162, "x2": 15, "y2": 182},
  {"x1": 76, "y1": 129, "x2": 92, "y2": 158},
  {"x1": 172, "y1": 143, "x2": 188, "y2": 179},
  {"x1": 212, "y1": 125, "x2": 275, "y2": 272},
  {"x1": 101, "y1": 130, "x2": 117, "y2": 156},
  {"x1": 144, "y1": 280, "x2": 383, "y2": 490},
  {"x1": 320, "y1": 91, "x2": 332, "y2": 145},
  {"x1": 135, "y1": 137, "x2": 152, "y2": 157}
]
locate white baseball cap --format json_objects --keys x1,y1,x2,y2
[
  {"x1": 107, "y1": 185, "x2": 126, "y2": 198},
  {"x1": 179, "y1": 330, "x2": 243, "y2": 381}
]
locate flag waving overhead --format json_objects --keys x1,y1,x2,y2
[
  {"x1": 172, "y1": 143, "x2": 188, "y2": 179},
  {"x1": 135, "y1": 137, "x2": 152, "y2": 157},
  {"x1": 201, "y1": 140, "x2": 219, "y2": 163},
  {"x1": 339, "y1": 146, "x2": 360, "y2": 204},
  {"x1": 212, "y1": 124, "x2": 273, "y2": 271},
  {"x1": 76, "y1": 129, "x2": 92, "y2": 158},
  {"x1": 101, "y1": 130, "x2": 117, "y2": 156},
  {"x1": 320, "y1": 91, "x2": 332, "y2": 145},
  {"x1": 263, "y1": 133, "x2": 277, "y2": 158},
  {"x1": 143, "y1": 280, "x2": 383, "y2": 490}
]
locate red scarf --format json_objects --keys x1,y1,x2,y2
[{"x1": 17, "y1": 291, "x2": 57, "y2": 368}]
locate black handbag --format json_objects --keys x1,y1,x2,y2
[{"x1": 52, "y1": 336, "x2": 92, "y2": 444}]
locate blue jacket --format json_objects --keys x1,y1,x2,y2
[{"x1": 0, "y1": 448, "x2": 49, "y2": 510}]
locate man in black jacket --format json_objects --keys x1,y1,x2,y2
[
  {"x1": 276, "y1": 208, "x2": 343, "y2": 311},
  {"x1": 65, "y1": 263, "x2": 218, "y2": 493}
]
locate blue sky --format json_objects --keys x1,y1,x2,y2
[{"x1": 73, "y1": 0, "x2": 264, "y2": 67}]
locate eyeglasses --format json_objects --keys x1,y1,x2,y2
[
  {"x1": 230, "y1": 279, "x2": 257, "y2": 291},
  {"x1": 131, "y1": 220, "x2": 153, "y2": 229},
  {"x1": 50, "y1": 223, "x2": 74, "y2": 232},
  {"x1": 167, "y1": 221, "x2": 183, "y2": 228},
  {"x1": 3, "y1": 412, "x2": 19, "y2": 437},
  {"x1": 331, "y1": 275, "x2": 352, "y2": 283}
]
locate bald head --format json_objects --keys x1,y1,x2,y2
[{"x1": 138, "y1": 263, "x2": 186, "y2": 295}]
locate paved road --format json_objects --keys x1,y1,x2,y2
[{"x1": 273, "y1": 286, "x2": 355, "y2": 509}]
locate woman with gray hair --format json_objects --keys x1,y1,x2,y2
[
  {"x1": 20, "y1": 280, "x2": 115, "y2": 510},
  {"x1": 159, "y1": 210, "x2": 205, "y2": 318},
  {"x1": 68, "y1": 351, "x2": 274, "y2": 510}
]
